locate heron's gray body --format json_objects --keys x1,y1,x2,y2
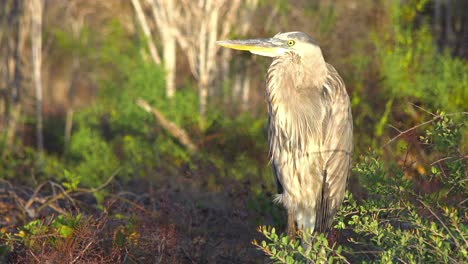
[
  {"x1": 267, "y1": 54, "x2": 352, "y2": 233},
  {"x1": 217, "y1": 31, "x2": 353, "y2": 234}
]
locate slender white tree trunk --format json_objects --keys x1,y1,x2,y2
[
  {"x1": 197, "y1": 6, "x2": 207, "y2": 115},
  {"x1": 146, "y1": 0, "x2": 177, "y2": 98},
  {"x1": 241, "y1": 73, "x2": 251, "y2": 111},
  {"x1": 220, "y1": 48, "x2": 231, "y2": 105},
  {"x1": 131, "y1": 0, "x2": 161, "y2": 64},
  {"x1": 148, "y1": 0, "x2": 258, "y2": 116},
  {"x1": 233, "y1": 74, "x2": 242, "y2": 103},
  {"x1": 31, "y1": 0, "x2": 43, "y2": 155},
  {"x1": 162, "y1": 31, "x2": 176, "y2": 98}
]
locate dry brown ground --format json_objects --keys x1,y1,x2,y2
[{"x1": 1, "y1": 163, "x2": 280, "y2": 263}]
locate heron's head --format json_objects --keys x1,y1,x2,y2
[{"x1": 217, "y1": 31, "x2": 321, "y2": 58}]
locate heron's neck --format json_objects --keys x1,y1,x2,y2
[
  {"x1": 267, "y1": 52, "x2": 328, "y2": 99},
  {"x1": 303, "y1": 52, "x2": 328, "y2": 89},
  {"x1": 266, "y1": 53, "x2": 328, "y2": 153}
]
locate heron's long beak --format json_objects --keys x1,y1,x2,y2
[{"x1": 216, "y1": 38, "x2": 287, "y2": 57}]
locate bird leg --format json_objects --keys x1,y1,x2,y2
[{"x1": 287, "y1": 208, "x2": 296, "y2": 238}]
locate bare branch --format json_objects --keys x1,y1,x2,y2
[
  {"x1": 384, "y1": 112, "x2": 467, "y2": 147},
  {"x1": 410, "y1": 103, "x2": 437, "y2": 117},
  {"x1": 136, "y1": 98, "x2": 198, "y2": 153},
  {"x1": 418, "y1": 199, "x2": 462, "y2": 250},
  {"x1": 430, "y1": 155, "x2": 467, "y2": 166}
]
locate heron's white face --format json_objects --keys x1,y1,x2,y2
[
  {"x1": 272, "y1": 32, "x2": 322, "y2": 59},
  {"x1": 217, "y1": 31, "x2": 321, "y2": 58}
]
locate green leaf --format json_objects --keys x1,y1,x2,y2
[{"x1": 57, "y1": 225, "x2": 74, "y2": 238}]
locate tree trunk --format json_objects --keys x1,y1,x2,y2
[
  {"x1": 233, "y1": 74, "x2": 242, "y2": 105},
  {"x1": 131, "y1": 0, "x2": 161, "y2": 64},
  {"x1": 162, "y1": 30, "x2": 176, "y2": 98},
  {"x1": 1, "y1": 0, "x2": 22, "y2": 146},
  {"x1": 241, "y1": 73, "x2": 250, "y2": 111},
  {"x1": 149, "y1": 0, "x2": 257, "y2": 116},
  {"x1": 445, "y1": 0, "x2": 452, "y2": 46},
  {"x1": 435, "y1": 0, "x2": 441, "y2": 51},
  {"x1": 6, "y1": 104, "x2": 21, "y2": 150},
  {"x1": 146, "y1": 0, "x2": 176, "y2": 98},
  {"x1": 197, "y1": 3, "x2": 208, "y2": 117},
  {"x1": 220, "y1": 48, "x2": 231, "y2": 106},
  {"x1": 31, "y1": 0, "x2": 44, "y2": 156},
  {"x1": 199, "y1": 78, "x2": 208, "y2": 117}
]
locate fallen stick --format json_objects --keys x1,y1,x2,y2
[{"x1": 136, "y1": 98, "x2": 198, "y2": 153}]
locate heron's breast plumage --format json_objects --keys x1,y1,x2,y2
[{"x1": 266, "y1": 54, "x2": 327, "y2": 212}]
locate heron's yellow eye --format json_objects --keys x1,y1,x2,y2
[{"x1": 287, "y1": 40, "x2": 295, "y2": 46}]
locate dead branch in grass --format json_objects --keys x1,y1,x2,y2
[
  {"x1": 1, "y1": 168, "x2": 120, "y2": 218},
  {"x1": 137, "y1": 98, "x2": 198, "y2": 153}
]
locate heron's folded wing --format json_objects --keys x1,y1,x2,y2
[
  {"x1": 272, "y1": 160, "x2": 284, "y2": 194},
  {"x1": 315, "y1": 65, "x2": 353, "y2": 232}
]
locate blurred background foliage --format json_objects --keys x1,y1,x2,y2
[{"x1": 0, "y1": 0, "x2": 466, "y2": 263}]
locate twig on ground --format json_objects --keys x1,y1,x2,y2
[
  {"x1": 71, "y1": 241, "x2": 94, "y2": 264},
  {"x1": 430, "y1": 155, "x2": 467, "y2": 166},
  {"x1": 34, "y1": 168, "x2": 120, "y2": 215},
  {"x1": 49, "y1": 181, "x2": 77, "y2": 207},
  {"x1": 110, "y1": 194, "x2": 155, "y2": 215},
  {"x1": 24, "y1": 182, "x2": 46, "y2": 210},
  {"x1": 181, "y1": 246, "x2": 197, "y2": 264}
]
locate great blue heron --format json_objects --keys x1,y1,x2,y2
[{"x1": 217, "y1": 32, "x2": 353, "y2": 236}]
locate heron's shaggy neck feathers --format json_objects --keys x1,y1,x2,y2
[{"x1": 266, "y1": 51, "x2": 328, "y2": 160}]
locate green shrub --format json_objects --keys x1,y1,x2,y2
[
  {"x1": 67, "y1": 127, "x2": 119, "y2": 187},
  {"x1": 253, "y1": 226, "x2": 347, "y2": 264},
  {"x1": 375, "y1": 0, "x2": 467, "y2": 112},
  {"x1": 420, "y1": 112, "x2": 466, "y2": 202}
]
